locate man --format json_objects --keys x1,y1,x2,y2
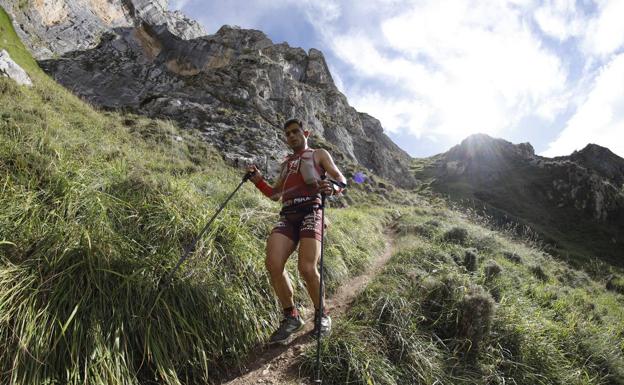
[{"x1": 247, "y1": 118, "x2": 347, "y2": 345}]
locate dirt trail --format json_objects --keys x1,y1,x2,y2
[{"x1": 221, "y1": 229, "x2": 396, "y2": 385}]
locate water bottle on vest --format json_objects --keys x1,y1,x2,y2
[{"x1": 299, "y1": 150, "x2": 320, "y2": 185}]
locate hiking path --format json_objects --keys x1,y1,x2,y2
[{"x1": 220, "y1": 227, "x2": 397, "y2": 385}]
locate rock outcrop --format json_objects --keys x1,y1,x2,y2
[
  {"x1": 0, "y1": 0, "x2": 416, "y2": 187},
  {"x1": 0, "y1": 0, "x2": 206, "y2": 60},
  {"x1": 0, "y1": 49, "x2": 32, "y2": 86}
]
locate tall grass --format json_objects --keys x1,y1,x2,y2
[{"x1": 0, "y1": 13, "x2": 390, "y2": 382}]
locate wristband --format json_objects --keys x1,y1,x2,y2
[{"x1": 254, "y1": 178, "x2": 274, "y2": 198}]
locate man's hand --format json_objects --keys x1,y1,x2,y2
[
  {"x1": 246, "y1": 164, "x2": 262, "y2": 184},
  {"x1": 318, "y1": 179, "x2": 337, "y2": 195}
]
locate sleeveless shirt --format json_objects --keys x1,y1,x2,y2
[{"x1": 279, "y1": 148, "x2": 325, "y2": 210}]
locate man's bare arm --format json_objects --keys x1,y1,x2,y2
[
  {"x1": 317, "y1": 149, "x2": 346, "y2": 194},
  {"x1": 269, "y1": 169, "x2": 285, "y2": 201},
  {"x1": 247, "y1": 164, "x2": 284, "y2": 201}
]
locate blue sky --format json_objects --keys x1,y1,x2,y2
[{"x1": 169, "y1": 0, "x2": 624, "y2": 159}]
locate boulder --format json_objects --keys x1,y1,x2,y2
[{"x1": 0, "y1": 49, "x2": 32, "y2": 86}]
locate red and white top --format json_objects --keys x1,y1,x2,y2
[{"x1": 279, "y1": 148, "x2": 326, "y2": 211}]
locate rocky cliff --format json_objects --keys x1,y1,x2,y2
[
  {"x1": 415, "y1": 134, "x2": 624, "y2": 263},
  {"x1": 0, "y1": 0, "x2": 416, "y2": 187}
]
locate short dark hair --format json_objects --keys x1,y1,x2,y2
[{"x1": 283, "y1": 118, "x2": 303, "y2": 130}]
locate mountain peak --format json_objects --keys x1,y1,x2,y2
[
  {"x1": 576, "y1": 143, "x2": 616, "y2": 157},
  {"x1": 447, "y1": 133, "x2": 535, "y2": 162},
  {"x1": 570, "y1": 143, "x2": 624, "y2": 187}
]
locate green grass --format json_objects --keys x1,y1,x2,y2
[
  {"x1": 1, "y1": 6, "x2": 44, "y2": 77},
  {"x1": 3, "y1": 6, "x2": 624, "y2": 385},
  {"x1": 301, "y1": 208, "x2": 624, "y2": 385},
  {"x1": 0, "y1": 9, "x2": 390, "y2": 383}
]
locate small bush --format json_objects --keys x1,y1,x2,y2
[
  {"x1": 606, "y1": 275, "x2": 624, "y2": 295},
  {"x1": 484, "y1": 259, "x2": 502, "y2": 280},
  {"x1": 457, "y1": 285, "x2": 496, "y2": 362},
  {"x1": 424, "y1": 219, "x2": 441, "y2": 227},
  {"x1": 463, "y1": 248, "x2": 479, "y2": 272},
  {"x1": 442, "y1": 226, "x2": 469, "y2": 245},
  {"x1": 473, "y1": 234, "x2": 499, "y2": 252},
  {"x1": 529, "y1": 264, "x2": 549, "y2": 281},
  {"x1": 503, "y1": 251, "x2": 522, "y2": 264}
]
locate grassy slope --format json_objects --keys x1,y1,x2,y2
[
  {"x1": 2, "y1": 7, "x2": 624, "y2": 385},
  {"x1": 302, "y1": 208, "x2": 624, "y2": 385},
  {"x1": 0, "y1": 8, "x2": 388, "y2": 385}
]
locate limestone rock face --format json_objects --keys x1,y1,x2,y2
[
  {"x1": 4, "y1": 0, "x2": 415, "y2": 187},
  {"x1": 0, "y1": 0, "x2": 206, "y2": 60},
  {"x1": 0, "y1": 49, "x2": 32, "y2": 86}
]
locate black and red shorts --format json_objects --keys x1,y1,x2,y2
[{"x1": 271, "y1": 208, "x2": 323, "y2": 243}]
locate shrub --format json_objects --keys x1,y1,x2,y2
[
  {"x1": 503, "y1": 251, "x2": 522, "y2": 263},
  {"x1": 463, "y1": 248, "x2": 479, "y2": 272},
  {"x1": 530, "y1": 264, "x2": 549, "y2": 281},
  {"x1": 442, "y1": 226, "x2": 469, "y2": 245},
  {"x1": 457, "y1": 285, "x2": 496, "y2": 363},
  {"x1": 484, "y1": 259, "x2": 503, "y2": 280},
  {"x1": 606, "y1": 274, "x2": 624, "y2": 295}
]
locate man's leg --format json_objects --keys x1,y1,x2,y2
[
  {"x1": 297, "y1": 237, "x2": 322, "y2": 308},
  {"x1": 266, "y1": 232, "x2": 297, "y2": 309},
  {"x1": 298, "y1": 209, "x2": 331, "y2": 336},
  {"x1": 298, "y1": 237, "x2": 331, "y2": 335}
]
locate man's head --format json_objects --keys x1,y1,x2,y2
[{"x1": 283, "y1": 118, "x2": 309, "y2": 151}]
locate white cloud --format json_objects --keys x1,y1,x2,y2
[
  {"x1": 348, "y1": 92, "x2": 433, "y2": 136},
  {"x1": 171, "y1": 0, "x2": 624, "y2": 157},
  {"x1": 534, "y1": 0, "x2": 585, "y2": 41},
  {"x1": 582, "y1": 0, "x2": 624, "y2": 57},
  {"x1": 542, "y1": 53, "x2": 624, "y2": 157},
  {"x1": 325, "y1": 0, "x2": 568, "y2": 142}
]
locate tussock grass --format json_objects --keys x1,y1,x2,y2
[{"x1": 303, "y1": 205, "x2": 624, "y2": 384}]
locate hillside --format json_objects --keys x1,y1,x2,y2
[
  {"x1": 413, "y1": 134, "x2": 624, "y2": 266},
  {"x1": 2, "y1": 4, "x2": 624, "y2": 385},
  {"x1": 0, "y1": 0, "x2": 416, "y2": 189}
]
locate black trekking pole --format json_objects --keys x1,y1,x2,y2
[
  {"x1": 161, "y1": 170, "x2": 256, "y2": 286},
  {"x1": 314, "y1": 177, "x2": 347, "y2": 384}
]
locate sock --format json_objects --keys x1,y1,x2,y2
[{"x1": 283, "y1": 306, "x2": 299, "y2": 318}]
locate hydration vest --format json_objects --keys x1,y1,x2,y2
[{"x1": 278, "y1": 149, "x2": 325, "y2": 214}]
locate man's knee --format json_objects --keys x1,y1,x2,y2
[
  {"x1": 265, "y1": 254, "x2": 285, "y2": 278},
  {"x1": 298, "y1": 261, "x2": 318, "y2": 281}
]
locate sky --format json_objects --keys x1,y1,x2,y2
[{"x1": 169, "y1": 0, "x2": 624, "y2": 159}]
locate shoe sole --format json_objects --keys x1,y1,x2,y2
[{"x1": 268, "y1": 322, "x2": 305, "y2": 346}]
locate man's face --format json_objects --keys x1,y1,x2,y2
[{"x1": 284, "y1": 123, "x2": 307, "y2": 149}]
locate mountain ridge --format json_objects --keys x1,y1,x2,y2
[{"x1": 415, "y1": 133, "x2": 624, "y2": 263}]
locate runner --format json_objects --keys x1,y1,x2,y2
[{"x1": 247, "y1": 118, "x2": 347, "y2": 345}]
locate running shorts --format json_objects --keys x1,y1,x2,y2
[{"x1": 271, "y1": 208, "x2": 323, "y2": 243}]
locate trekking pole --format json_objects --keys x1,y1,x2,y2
[
  {"x1": 314, "y1": 188, "x2": 327, "y2": 384},
  {"x1": 314, "y1": 177, "x2": 347, "y2": 384},
  {"x1": 161, "y1": 170, "x2": 256, "y2": 285}
]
